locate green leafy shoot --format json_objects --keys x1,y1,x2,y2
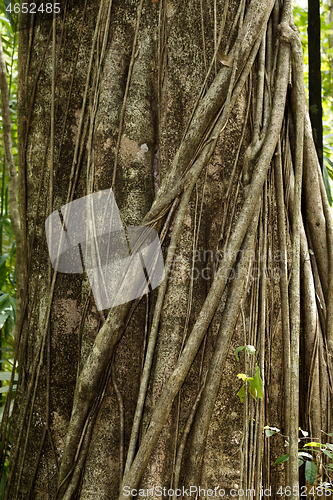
[
  {"x1": 235, "y1": 344, "x2": 256, "y2": 361},
  {"x1": 272, "y1": 430, "x2": 333, "y2": 487},
  {"x1": 236, "y1": 364, "x2": 263, "y2": 403},
  {"x1": 274, "y1": 450, "x2": 317, "y2": 484}
]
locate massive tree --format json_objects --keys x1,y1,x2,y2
[{"x1": 1, "y1": 0, "x2": 332, "y2": 498}]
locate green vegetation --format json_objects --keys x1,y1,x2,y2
[
  {"x1": 293, "y1": 0, "x2": 333, "y2": 203},
  {"x1": 268, "y1": 424, "x2": 333, "y2": 490},
  {"x1": 235, "y1": 345, "x2": 264, "y2": 403},
  {"x1": 0, "y1": 2, "x2": 19, "y2": 496}
]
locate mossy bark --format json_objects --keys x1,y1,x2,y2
[{"x1": 3, "y1": 1, "x2": 333, "y2": 499}]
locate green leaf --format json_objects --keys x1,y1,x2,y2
[
  {"x1": 235, "y1": 346, "x2": 246, "y2": 361},
  {"x1": 4, "y1": 318, "x2": 10, "y2": 339},
  {"x1": 235, "y1": 345, "x2": 256, "y2": 360},
  {"x1": 304, "y1": 442, "x2": 321, "y2": 448},
  {"x1": 274, "y1": 454, "x2": 289, "y2": 465},
  {"x1": 0, "y1": 310, "x2": 9, "y2": 329},
  {"x1": 253, "y1": 365, "x2": 263, "y2": 399},
  {"x1": 0, "y1": 253, "x2": 8, "y2": 269},
  {"x1": 264, "y1": 425, "x2": 280, "y2": 433},
  {"x1": 245, "y1": 345, "x2": 256, "y2": 356},
  {"x1": 248, "y1": 365, "x2": 263, "y2": 401},
  {"x1": 0, "y1": 399, "x2": 14, "y2": 420},
  {"x1": 305, "y1": 460, "x2": 317, "y2": 485},
  {"x1": 237, "y1": 385, "x2": 245, "y2": 403},
  {"x1": 237, "y1": 373, "x2": 248, "y2": 381},
  {"x1": 4, "y1": 0, "x2": 11, "y2": 22},
  {"x1": 0, "y1": 384, "x2": 16, "y2": 393},
  {"x1": 8, "y1": 295, "x2": 16, "y2": 314},
  {"x1": 248, "y1": 377, "x2": 258, "y2": 401},
  {"x1": 324, "y1": 155, "x2": 333, "y2": 175},
  {"x1": 299, "y1": 459, "x2": 304, "y2": 467},
  {"x1": 298, "y1": 452, "x2": 313, "y2": 460},
  {"x1": 322, "y1": 449, "x2": 333, "y2": 459},
  {"x1": 0, "y1": 14, "x2": 10, "y2": 29},
  {"x1": 0, "y1": 357, "x2": 14, "y2": 364},
  {"x1": 265, "y1": 429, "x2": 275, "y2": 437},
  {"x1": 0, "y1": 293, "x2": 9, "y2": 309},
  {"x1": 0, "y1": 371, "x2": 17, "y2": 381}
]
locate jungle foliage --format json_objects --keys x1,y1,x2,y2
[{"x1": 0, "y1": 0, "x2": 333, "y2": 499}]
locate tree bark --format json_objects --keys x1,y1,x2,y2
[{"x1": 2, "y1": 1, "x2": 333, "y2": 499}]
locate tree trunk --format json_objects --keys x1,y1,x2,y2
[{"x1": 2, "y1": 0, "x2": 333, "y2": 499}]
